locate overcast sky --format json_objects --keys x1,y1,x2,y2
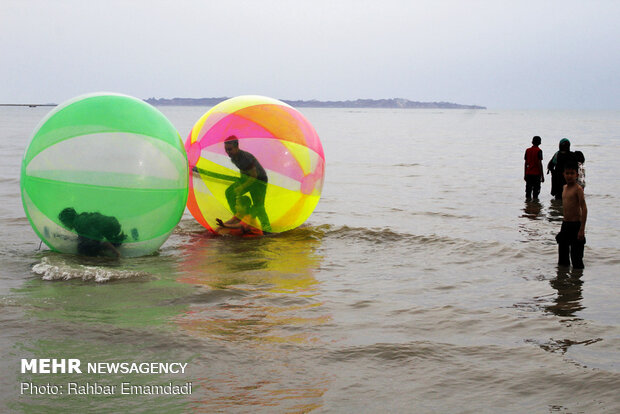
[{"x1": 1, "y1": 0, "x2": 619, "y2": 109}]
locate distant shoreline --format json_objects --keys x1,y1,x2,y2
[
  {"x1": 144, "y1": 97, "x2": 486, "y2": 110},
  {"x1": 0, "y1": 103, "x2": 56, "y2": 107},
  {"x1": 0, "y1": 98, "x2": 486, "y2": 110}
]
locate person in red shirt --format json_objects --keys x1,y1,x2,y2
[{"x1": 524, "y1": 135, "x2": 544, "y2": 199}]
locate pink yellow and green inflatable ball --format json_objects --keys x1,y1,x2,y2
[{"x1": 185, "y1": 95, "x2": 325, "y2": 234}]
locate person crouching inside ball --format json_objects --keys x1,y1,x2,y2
[
  {"x1": 215, "y1": 196, "x2": 263, "y2": 237},
  {"x1": 58, "y1": 207, "x2": 127, "y2": 257}
]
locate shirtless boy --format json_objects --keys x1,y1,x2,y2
[{"x1": 555, "y1": 161, "x2": 588, "y2": 268}]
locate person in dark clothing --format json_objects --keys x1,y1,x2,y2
[
  {"x1": 574, "y1": 150, "x2": 586, "y2": 189},
  {"x1": 524, "y1": 135, "x2": 544, "y2": 199},
  {"x1": 222, "y1": 135, "x2": 271, "y2": 232},
  {"x1": 555, "y1": 160, "x2": 587, "y2": 268},
  {"x1": 547, "y1": 138, "x2": 574, "y2": 200},
  {"x1": 58, "y1": 207, "x2": 127, "y2": 257}
]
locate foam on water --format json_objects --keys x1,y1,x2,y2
[{"x1": 31, "y1": 256, "x2": 152, "y2": 282}]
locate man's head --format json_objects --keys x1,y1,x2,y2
[
  {"x1": 59, "y1": 207, "x2": 77, "y2": 229},
  {"x1": 224, "y1": 135, "x2": 239, "y2": 158},
  {"x1": 563, "y1": 160, "x2": 579, "y2": 184},
  {"x1": 532, "y1": 136, "x2": 541, "y2": 146}
]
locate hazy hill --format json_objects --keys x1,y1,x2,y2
[{"x1": 144, "y1": 97, "x2": 486, "y2": 110}]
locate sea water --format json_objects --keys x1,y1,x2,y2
[{"x1": 1, "y1": 106, "x2": 619, "y2": 413}]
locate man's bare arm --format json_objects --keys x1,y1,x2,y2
[{"x1": 578, "y1": 187, "x2": 587, "y2": 239}]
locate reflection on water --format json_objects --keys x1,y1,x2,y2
[
  {"x1": 547, "y1": 199, "x2": 564, "y2": 222},
  {"x1": 190, "y1": 375, "x2": 329, "y2": 413},
  {"x1": 175, "y1": 229, "x2": 329, "y2": 346},
  {"x1": 174, "y1": 228, "x2": 330, "y2": 411},
  {"x1": 533, "y1": 268, "x2": 602, "y2": 355},
  {"x1": 10, "y1": 227, "x2": 331, "y2": 412},
  {"x1": 521, "y1": 199, "x2": 543, "y2": 220},
  {"x1": 518, "y1": 199, "x2": 546, "y2": 241},
  {"x1": 15, "y1": 251, "x2": 192, "y2": 327},
  {"x1": 547, "y1": 268, "x2": 584, "y2": 319}
]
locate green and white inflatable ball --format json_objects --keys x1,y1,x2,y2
[{"x1": 21, "y1": 93, "x2": 188, "y2": 257}]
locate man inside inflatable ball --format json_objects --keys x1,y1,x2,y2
[
  {"x1": 58, "y1": 207, "x2": 129, "y2": 257},
  {"x1": 222, "y1": 136, "x2": 271, "y2": 232},
  {"x1": 191, "y1": 135, "x2": 272, "y2": 233}
]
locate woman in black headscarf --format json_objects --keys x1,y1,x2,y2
[{"x1": 547, "y1": 138, "x2": 574, "y2": 200}]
